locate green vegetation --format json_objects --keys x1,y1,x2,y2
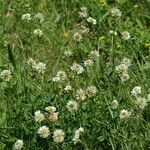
[{"x1": 0, "y1": 0, "x2": 150, "y2": 149}]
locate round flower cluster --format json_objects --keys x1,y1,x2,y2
[
  {"x1": 115, "y1": 57, "x2": 131, "y2": 81},
  {"x1": 0, "y1": 69, "x2": 12, "y2": 81},
  {"x1": 73, "y1": 127, "x2": 84, "y2": 144},
  {"x1": 52, "y1": 71, "x2": 67, "y2": 82}
]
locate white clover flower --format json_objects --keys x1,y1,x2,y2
[
  {"x1": 121, "y1": 57, "x2": 131, "y2": 67},
  {"x1": 66, "y1": 100, "x2": 78, "y2": 111},
  {"x1": 37, "y1": 126, "x2": 50, "y2": 138},
  {"x1": 84, "y1": 59, "x2": 94, "y2": 67},
  {"x1": 34, "y1": 29, "x2": 43, "y2": 36},
  {"x1": 81, "y1": 25, "x2": 90, "y2": 34},
  {"x1": 64, "y1": 85, "x2": 72, "y2": 91},
  {"x1": 87, "y1": 17, "x2": 97, "y2": 25},
  {"x1": 45, "y1": 106, "x2": 56, "y2": 113},
  {"x1": 14, "y1": 139, "x2": 23, "y2": 150},
  {"x1": 89, "y1": 50, "x2": 100, "y2": 60},
  {"x1": 22, "y1": 13, "x2": 31, "y2": 21},
  {"x1": 136, "y1": 97, "x2": 147, "y2": 109},
  {"x1": 120, "y1": 72, "x2": 130, "y2": 81},
  {"x1": 76, "y1": 89, "x2": 86, "y2": 101},
  {"x1": 26, "y1": 57, "x2": 36, "y2": 68},
  {"x1": 52, "y1": 76, "x2": 60, "y2": 82},
  {"x1": 131, "y1": 86, "x2": 141, "y2": 97},
  {"x1": 34, "y1": 13, "x2": 44, "y2": 23},
  {"x1": 73, "y1": 32, "x2": 82, "y2": 41},
  {"x1": 115, "y1": 64, "x2": 128, "y2": 74},
  {"x1": 120, "y1": 109, "x2": 130, "y2": 119},
  {"x1": 34, "y1": 110, "x2": 45, "y2": 122},
  {"x1": 121, "y1": 31, "x2": 130, "y2": 40},
  {"x1": 35, "y1": 62, "x2": 46, "y2": 73},
  {"x1": 70, "y1": 63, "x2": 84, "y2": 74},
  {"x1": 0, "y1": 70, "x2": 12, "y2": 81},
  {"x1": 53, "y1": 129, "x2": 65, "y2": 143},
  {"x1": 110, "y1": 7, "x2": 122, "y2": 17},
  {"x1": 112, "y1": 100, "x2": 119, "y2": 109},
  {"x1": 78, "y1": 7, "x2": 88, "y2": 18},
  {"x1": 73, "y1": 127, "x2": 84, "y2": 144},
  {"x1": 109, "y1": 30, "x2": 117, "y2": 36},
  {"x1": 56, "y1": 71, "x2": 67, "y2": 81},
  {"x1": 63, "y1": 50, "x2": 73, "y2": 57},
  {"x1": 86, "y1": 85, "x2": 97, "y2": 97},
  {"x1": 49, "y1": 112, "x2": 58, "y2": 122}
]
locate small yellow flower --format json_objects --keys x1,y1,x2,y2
[
  {"x1": 99, "y1": 36, "x2": 105, "y2": 42},
  {"x1": 63, "y1": 31, "x2": 69, "y2": 38},
  {"x1": 134, "y1": 3, "x2": 138, "y2": 8},
  {"x1": 99, "y1": 0, "x2": 107, "y2": 7},
  {"x1": 145, "y1": 42, "x2": 150, "y2": 47}
]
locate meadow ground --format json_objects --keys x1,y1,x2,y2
[{"x1": 0, "y1": 0, "x2": 150, "y2": 150}]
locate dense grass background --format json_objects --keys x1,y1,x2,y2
[{"x1": 0, "y1": 0, "x2": 150, "y2": 149}]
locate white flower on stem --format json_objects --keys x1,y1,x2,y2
[
  {"x1": 136, "y1": 97, "x2": 147, "y2": 109},
  {"x1": 109, "y1": 30, "x2": 117, "y2": 36},
  {"x1": 64, "y1": 85, "x2": 72, "y2": 92},
  {"x1": 14, "y1": 140, "x2": 23, "y2": 150},
  {"x1": 63, "y1": 50, "x2": 73, "y2": 57},
  {"x1": 22, "y1": 13, "x2": 31, "y2": 21},
  {"x1": 89, "y1": 50, "x2": 100, "y2": 60},
  {"x1": 121, "y1": 31, "x2": 130, "y2": 40},
  {"x1": 73, "y1": 32, "x2": 82, "y2": 41},
  {"x1": 0, "y1": 70, "x2": 12, "y2": 81},
  {"x1": 110, "y1": 7, "x2": 122, "y2": 17},
  {"x1": 34, "y1": 29, "x2": 43, "y2": 36},
  {"x1": 34, "y1": 13, "x2": 44, "y2": 23},
  {"x1": 66, "y1": 100, "x2": 78, "y2": 111},
  {"x1": 49, "y1": 112, "x2": 58, "y2": 122},
  {"x1": 86, "y1": 85, "x2": 97, "y2": 97},
  {"x1": 53, "y1": 129, "x2": 65, "y2": 143},
  {"x1": 112, "y1": 100, "x2": 119, "y2": 109},
  {"x1": 26, "y1": 57, "x2": 36, "y2": 68},
  {"x1": 120, "y1": 109, "x2": 130, "y2": 119},
  {"x1": 84, "y1": 59, "x2": 94, "y2": 67},
  {"x1": 45, "y1": 106, "x2": 56, "y2": 113},
  {"x1": 76, "y1": 89, "x2": 86, "y2": 101},
  {"x1": 34, "y1": 110, "x2": 45, "y2": 122},
  {"x1": 35, "y1": 62, "x2": 46, "y2": 73},
  {"x1": 87, "y1": 17, "x2": 97, "y2": 25},
  {"x1": 131, "y1": 86, "x2": 141, "y2": 97},
  {"x1": 70, "y1": 63, "x2": 84, "y2": 74},
  {"x1": 78, "y1": 7, "x2": 88, "y2": 18},
  {"x1": 73, "y1": 127, "x2": 84, "y2": 144},
  {"x1": 37, "y1": 126, "x2": 50, "y2": 138}
]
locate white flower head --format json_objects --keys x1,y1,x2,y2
[
  {"x1": 86, "y1": 85, "x2": 97, "y2": 97},
  {"x1": 136, "y1": 97, "x2": 147, "y2": 109},
  {"x1": 110, "y1": 7, "x2": 122, "y2": 17},
  {"x1": 84, "y1": 59, "x2": 94, "y2": 67},
  {"x1": 34, "y1": 13, "x2": 44, "y2": 23},
  {"x1": 53, "y1": 129, "x2": 65, "y2": 143},
  {"x1": 73, "y1": 32, "x2": 82, "y2": 41},
  {"x1": 0, "y1": 70, "x2": 12, "y2": 81},
  {"x1": 66, "y1": 100, "x2": 78, "y2": 111},
  {"x1": 121, "y1": 57, "x2": 131, "y2": 67},
  {"x1": 73, "y1": 127, "x2": 84, "y2": 144},
  {"x1": 109, "y1": 30, "x2": 117, "y2": 36},
  {"x1": 34, "y1": 29, "x2": 43, "y2": 36},
  {"x1": 64, "y1": 85, "x2": 72, "y2": 91},
  {"x1": 89, "y1": 50, "x2": 100, "y2": 60},
  {"x1": 14, "y1": 139, "x2": 23, "y2": 150},
  {"x1": 76, "y1": 89, "x2": 86, "y2": 101},
  {"x1": 52, "y1": 76, "x2": 60, "y2": 82},
  {"x1": 49, "y1": 112, "x2": 58, "y2": 122},
  {"x1": 131, "y1": 86, "x2": 141, "y2": 97},
  {"x1": 120, "y1": 109, "x2": 130, "y2": 119},
  {"x1": 121, "y1": 31, "x2": 130, "y2": 40},
  {"x1": 87, "y1": 17, "x2": 97, "y2": 25},
  {"x1": 56, "y1": 71, "x2": 67, "y2": 81},
  {"x1": 22, "y1": 13, "x2": 31, "y2": 21},
  {"x1": 26, "y1": 57, "x2": 36, "y2": 68},
  {"x1": 45, "y1": 106, "x2": 56, "y2": 113},
  {"x1": 70, "y1": 63, "x2": 84, "y2": 74},
  {"x1": 34, "y1": 110, "x2": 45, "y2": 122},
  {"x1": 79, "y1": 7, "x2": 88, "y2": 18},
  {"x1": 63, "y1": 50, "x2": 73, "y2": 57},
  {"x1": 37, "y1": 126, "x2": 50, "y2": 138},
  {"x1": 35, "y1": 62, "x2": 46, "y2": 73},
  {"x1": 112, "y1": 100, "x2": 119, "y2": 109}
]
